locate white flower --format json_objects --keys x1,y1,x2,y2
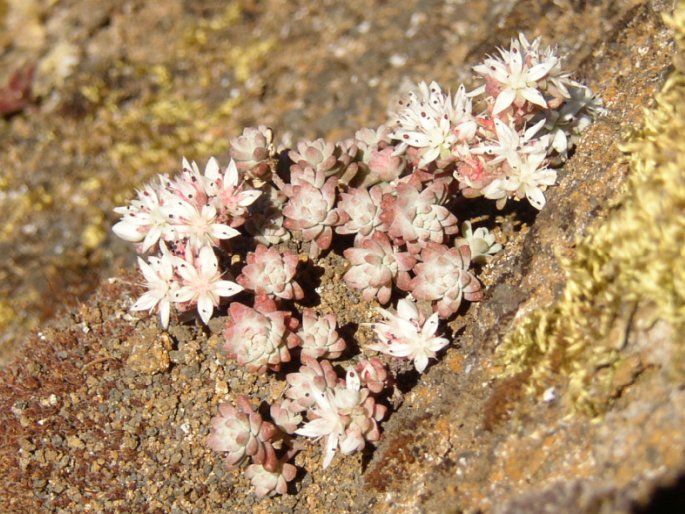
[
  {"x1": 295, "y1": 369, "x2": 384, "y2": 469},
  {"x1": 503, "y1": 152, "x2": 557, "y2": 210},
  {"x1": 473, "y1": 34, "x2": 569, "y2": 115},
  {"x1": 484, "y1": 151, "x2": 557, "y2": 210},
  {"x1": 205, "y1": 158, "x2": 262, "y2": 217},
  {"x1": 481, "y1": 177, "x2": 509, "y2": 207},
  {"x1": 173, "y1": 246, "x2": 243, "y2": 324},
  {"x1": 182, "y1": 156, "x2": 215, "y2": 192},
  {"x1": 472, "y1": 118, "x2": 549, "y2": 167},
  {"x1": 113, "y1": 180, "x2": 174, "y2": 252},
  {"x1": 535, "y1": 83, "x2": 604, "y2": 157},
  {"x1": 169, "y1": 200, "x2": 240, "y2": 252},
  {"x1": 285, "y1": 357, "x2": 339, "y2": 411},
  {"x1": 130, "y1": 243, "x2": 178, "y2": 329},
  {"x1": 389, "y1": 81, "x2": 477, "y2": 167},
  {"x1": 369, "y1": 297, "x2": 450, "y2": 373},
  {"x1": 167, "y1": 157, "x2": 213, "y2": 205}
]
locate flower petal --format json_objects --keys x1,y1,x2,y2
[
  {"x1": 113, "y1": 220, "x2": 144, "y2": 242},
  {"x1": 526, "y1": 185, "x2": 547, "y2": 210},
  {"x1": 197, "y1": 294, "x2": 215, "y2": 324},
  {"x1": 493, "y1": 89, "x2": 516, "y2": 115}
]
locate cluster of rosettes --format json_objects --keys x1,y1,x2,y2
[
  {"x1": 206, "y1": 395, "x2": 297, "y2": 497},
  {"x1": 113, "y1": 33, "x2": 600, "y2": 497},
  {"x1": 206, "y1": 357, "x2": 388, "y2": 496}
]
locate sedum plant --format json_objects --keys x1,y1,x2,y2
[
  {"x1": 222, "y1": 299, "x2": 301, "y2": 374},
  {"x1": 410, "y1": 242, "x2": 483, "y2": 319},
  {"x1": 206, "y1": 395, "x2": 278, "y2": 470},
  {"x1": 245, "y1": 460, "x2": 298, "y2": 498},
  {"x1": 112, "y1": 33, "x2": 601, "y2": 497},
  {"x1": 237, "y1": 244, "x2": 304, "y2": 302},
  {"x1": 295, "y1": 369, "x2": 386, "y2": 469},
  {"x1": 297, "y1": 309, "x2": 347, "y2": 359},
  {"x1": 342, "y1": 232, "x2": 415, "y2": 305},
  {"x1": 455, "y1": 220, "x2": 503, "y2": 263}
]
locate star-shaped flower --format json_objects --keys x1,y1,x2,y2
[{"x1": 173, "y1": 246, "x2": 243, "y2": 324}]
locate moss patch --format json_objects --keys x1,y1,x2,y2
[{"x1": 495, "y1": 6, "x2": 685, "y2": 416}]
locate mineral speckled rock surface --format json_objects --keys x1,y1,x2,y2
[{"x1": 1, "y1": 0, "x2": 684, "y2": 513}]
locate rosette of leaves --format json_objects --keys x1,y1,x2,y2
[
  {"x1": 223, "y1": 298, "x2": 301, "y2": 373},
  {"x1": 206, "y1": 395, "x2": 279, "y2": 470},
  {"x1": 237, "y1": 244, "x2": 304, "y2": 302}
]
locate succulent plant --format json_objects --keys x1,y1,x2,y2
[
  {"x1": 206, "y1": 395, "x2": 279, "y2": 471},
  {"x1": 285, "y1": 356, "x2": 339, "y2": 412},
  {"x1": 245, "y1": 460, "x2": 298, "y2": 497},
  {"x1": 229, "y1": 125, "x2": 275, "y2": 180},
  {"x1": 354, "y1": 125, "x2": 393, "y2": 160},
  {"x1": 381, "y1": 178, "x2": 459, "y2": 254},
  {"x1": 352, "y1": 124, "x2": 406, "y2": 186},
  {"x1": 342, "y1": 232, "x2": 415, "y2": 305},
  {"x1": 269, "y1": 400, "x2": 303, "y2": 435},
  {"x1": 222, "y1": 299, "x2": 301, "y2": 374},
  {"x1": 289, "y1": 165, "x2": 326, "y2": 189},
  {"x1": 237, "y1": 244, "x2": 303, "y2": 302},
  {"x1": 282, "y1": 176, "x2": 340, "y2": 259},
  {"x1": 410, "y1": 242, "x2": 483, "y2": 318},
  {"x1": 298, "y1": 309, "x2": 346, "y2": 359},
  {"x1": 354, "y1": 358, "x2": 390, "y2": 394},
  {"x1": 110, "y1": 31, "x2": 601, "y2": 495},
  {"x1": 288, "y1": 138, "x2": 341, "y2": 177},
  {"x1": 367, "y1": 146, "x2": 406, "y2": 184},
  {"x1": 245, "y1": 184, "x2": 291, "y2": 246},
  {"x1": 455, "y1": 221, "x2": 503, "y2": 263},
  {"x1": 334, "y1": 185, "x2": 387, "y2": 242},
  {"x1": 453, "y1": 154, "x2": 499, "y2": 199}
]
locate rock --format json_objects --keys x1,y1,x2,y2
[
  {"x1": 124, "y1": 329, "x2": 171, "y2": 375},
  {"x1": 0, "y1": 0, "x2": 682, "y2": 513}
]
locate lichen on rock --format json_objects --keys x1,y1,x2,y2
[{"x1": 495, "y1": 4, "x2": 685, "y2": 416}]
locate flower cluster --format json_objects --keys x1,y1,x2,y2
[
  {"x1": 114, "y1": 158, "x2": 261, "y2": 326},
  {"x1": 113, "y1": 33, "x2": 600, "y2": 497},
  {"x1": 294, "y1": 367, "x2": 386, "y2": 469},
  {"x1": 131, "y1": 243, "x2": 242, "y2": 327}
]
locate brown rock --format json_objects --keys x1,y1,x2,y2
[
  {"x1": 0, "y1": 1, "x2": 682, "y2": 513},
  {"x1": 125, "y1": 328, "x2": 171, "y2": 375}
]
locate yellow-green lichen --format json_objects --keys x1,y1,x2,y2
[
  {"x1": 495, "y1": 7, "x2": 685, "y2": 416},
  {"x1": 75, "y1": 1, "x2": 278, "y2": 196}
]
